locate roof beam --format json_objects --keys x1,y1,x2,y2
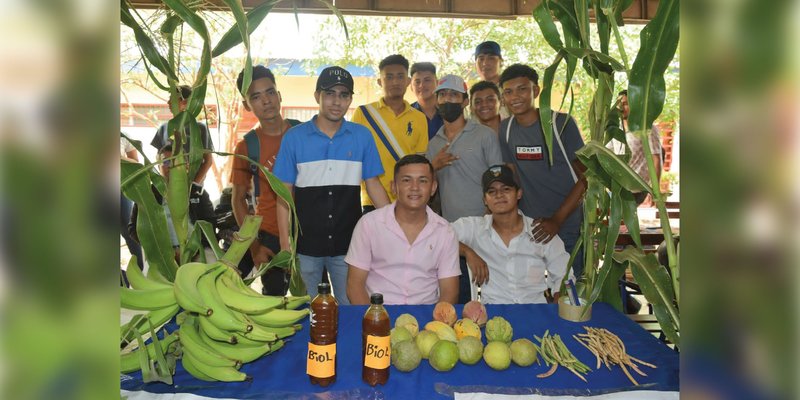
[{"x1": 126, "y1": 0, "x2": 658, "y2": 23}]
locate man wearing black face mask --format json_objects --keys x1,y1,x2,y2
[{"x1": 425, "y1": 74, "x2": 503, "y2": 304}]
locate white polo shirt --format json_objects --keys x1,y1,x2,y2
[{"x1": 451, "y1": 211, "x2": 572, "y2": 304}]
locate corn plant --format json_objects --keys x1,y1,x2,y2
[
  {"x1": 119, "y1": 0, "x2": 346, "y2": 296},
  {"x1": 534, "y1": 0, "x2": 680, "y2": 346}
]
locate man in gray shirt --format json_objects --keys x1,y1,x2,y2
[
  {"x1": 426, "y1": 74, "x2": 503, "y2": 302},
  {"x1": 498, "y1": 64, "x2": 587, "y2": 277}
]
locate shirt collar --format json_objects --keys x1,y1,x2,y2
[
  {"x1": 380, "y1": 202, "x2": 446, "y2": 227},
  {"x1": 482, "y1": 210, "x2": 535, "y2": 240},
  {"x1": 310, "y1": 115, "x2": 350, "y2": 138},
  {"x1": 378, "y1": 98, "x2": 412, "y2": 116}
]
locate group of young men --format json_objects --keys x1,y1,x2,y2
[
  {"x1": 216, "y1": 39, "x2": 589, "y2": 307},
  {"x1": 151, "y1": 40, "x2": 657, "y2": 307}
]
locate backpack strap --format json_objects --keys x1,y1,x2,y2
[
  {"x1": 286, "y1": 118, "x2": 301, "y2": 127},
  {"x1": 243, "y1": 129, "x2": 261, "y2": 205}
]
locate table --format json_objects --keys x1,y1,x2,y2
[
  {"x1": 616, "y1": 226, "x2": 679, "y2": 248},
  {"x1": 121, "y1": 303, "x2": 679, "y2": 399}
]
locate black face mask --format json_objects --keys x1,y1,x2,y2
[{"x1": 436, "y1": 102, "x2": 464, "y2": 123}]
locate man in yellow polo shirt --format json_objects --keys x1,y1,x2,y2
[{"x1": 352, "y1": 54, "x2": 429, "y2": 213}]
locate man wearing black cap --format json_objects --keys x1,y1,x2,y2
[
  {"x1": 274, "y1": 66, "x2": 390, "y2": 303},
  {"x1": 451, "y1": 165, "x2": 571, "y2": 304}
]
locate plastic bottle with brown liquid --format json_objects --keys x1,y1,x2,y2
[
  {"x1": 362, "y1": 293, "x2": 390, "y2": 386},
  {"x1": 307, "y1": 282, "x2": 338, "y2": 386}
]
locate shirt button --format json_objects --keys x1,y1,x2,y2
[
  {"x1": 328, "y1": 215, "x2": 332, "y2": 219},
  {"x1": 328, "y1": 235, "x2": 332, "y2": 239},
  {"x1": 328, "y1": 191, "x2": 333, "y2": 195}
]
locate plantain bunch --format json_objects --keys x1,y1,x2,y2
[{"x1": 120, "y1": 260, "x2": 310, "y2": 382}]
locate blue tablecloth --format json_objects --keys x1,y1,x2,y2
[{"x1": 121, "y1": 303, "x2": 679, "y2": 399}]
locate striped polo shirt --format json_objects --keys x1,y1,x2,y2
[{"x1": 273, "y1": 116, "x2": 384, "y2": 256}]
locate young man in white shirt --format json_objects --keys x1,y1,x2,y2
[{"x1": 451, "y1": 165, "x2": 572, "y2": 304}]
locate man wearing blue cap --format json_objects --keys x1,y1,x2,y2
[
  {"x1": 474, "y1": 41, "x2": 509, "y2": 119},
  {"x1": 425, "y1": 74, "x2": 503, "y2": 303},
  {"x1": 474, "y1": 41, "x2": 503, "y2": 85}
]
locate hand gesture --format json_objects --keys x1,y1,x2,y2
[
  {"x1": 532, "y1": 217, "x2": 561, "y2": 243},
  {"x1": 432, "y1": 143, "x2": 459, "y2": 171},
  {"x1": 464, "y1": 247, "x2": 489, "y2": 286}
]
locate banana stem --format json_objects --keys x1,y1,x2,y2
[{"x1": 221, "y1": 215, "x2": 262, "y2": 265}]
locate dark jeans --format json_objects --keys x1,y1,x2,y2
[
  {"x1": 237, "y1": 230, "x2": 289, "y2": 296},
  {"x1": 457, "y1": 256, "x2": 471, "y2": 304}
]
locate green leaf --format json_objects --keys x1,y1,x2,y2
[
  {"x1": 587, "y1": 181, "x2": 623, "y2": 306},
  {"x1": 212, "y1": 0, "x2": 280, "y2": 57},
  {"x1": 120, "y1": 1, "x2": 177, "y2": 84},
  {"x1": 549, "y1": 0, "x2": 582, "y2": 47},
  {"x1": 573, "y1": 0, "x2": 591, "y2": 48},
  {"x1": 539, "y1": 51, "x2": 565, "y2": 166},
  {"x1": 220, "y1": 0, "x2": 253, "y2": 96},
  {"x1": 162, "y1": 0, "x2": 212, "y2": 87},
  {"x1": 618, "y1": 189, "x2": 642, "y2": 248},
  {"x1": 313, "y1": 0, "x2": 349, "y2": 41},
  {"x1": 576, "y1": 141, "x2": 650, "y2": 192},
  {"x1": 195, "y1": 220, "x2": 223, "y2": 259},
  {"x1": 597, "y1": 259, "x2": 626, "y2": 312},
  {"x1": 628, "y1": 0, "x2": 680, "y2": 133},
  {"x1": 166, "y1": 156, "x2": 189, "y2": 248},
  {"x1": 594, "y1": 1, "x2": 611, "y2": 54},
  {"x1": 180, "y1": 225, "x2": 204, "y2": 265},
  {"x1": 563, "y1": 47, "x2": 625, "y2": 72},
  {"x1": 121, "y1": 161, "x2": 178, "y2": 281},
  {"x1": 532, "y1": 1, "x2": 563, "y2": 51},
  {"x1": 613, "y1": 247, "x2": 680, "y2": 346}
]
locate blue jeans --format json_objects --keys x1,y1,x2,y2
[{"x1": 297, "y1": 254, "x2": 350, "y2": 305}]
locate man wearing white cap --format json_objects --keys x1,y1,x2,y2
[{"x1": 425, "y1": 74, "x2": 503, "y2": 304}]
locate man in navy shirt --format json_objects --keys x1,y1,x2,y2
[{"x1": 274, "y1": 66, "x2": 390, "y2": 303}]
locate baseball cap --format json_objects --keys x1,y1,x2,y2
[
  {"x1": 435, "y1": 74, "x2": 468, "y2": 94},
  {"x1": 316, "y1": 66, "x2": 355, "y2": 93},
  {"x1": 474, "y1": 41, "x2": 502, "y2": 59},
  {"x1": 481, "y1": 164, "x2": 518, "y2": 193}
]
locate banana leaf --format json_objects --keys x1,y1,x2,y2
[
  {"x1": 121, "y1": 161, "x2": 178, "y2": 281},
  {"x1": 613, "y1": 247, "x2": 680, "y2": 346}
]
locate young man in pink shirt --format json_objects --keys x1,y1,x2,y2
[{"x1": 345, "y1": 154, "x2": 460, "y2": 305}]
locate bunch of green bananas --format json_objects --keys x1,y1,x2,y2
[{"x1": 120, "y1": 261, "x2": 310, "y2": 382}]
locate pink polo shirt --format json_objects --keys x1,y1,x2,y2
[{"x1": 345, "y1": 203, "x2": 460, "y2": 305}]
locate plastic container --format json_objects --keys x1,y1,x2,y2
[
  {"x1": 361, "y1": 293, "x2": 390, "y2": 386},
  {"x1": 307, "y1": 283, "x2": 338, "y2": 386}
]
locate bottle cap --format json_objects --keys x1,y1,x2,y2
[
  {"x1": 370, "y1": 293, "x2": 383, "y2": 305},
  {"x1": 317, "y1": 282, "x2": 331, "y2": 294}
]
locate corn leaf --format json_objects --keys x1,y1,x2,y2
[
  {"x1": 563, "y1": 47, "x2": 626, "y2": 72},
  {"x1": 162, "y1": 0, "x2": 212, "y2": 87},
  {"x1": 533, "y1": 1, "x2": 563, "y2": 51},
  {"x1": 598, "y1": 259, "x2": 626, "y2": 312},
  {"x1": 539, "y1": 51, "x2": 565, "y2": 166},
  {"x1": 576, "y1": 142, "x2": 650, "y2": 193},
  {"x1": 220, "y1": 0, "x2": 253, "y2": 96},
  {"x1": 121, "y1": 161, "x2": 178, "y2": 281},
  {"x1": 618, "y1": 188, "x2": 642, "y2": 248},
  {"x1": 313, "y1": 0, "x2": 349, "y2": 41},
  {"x1": 120, "y1": 1, "x2": 176, "y2": 85},
  {"x1": 614, "y1": 247, "x2": 680, "y2": 345},
  {"x1": 587, "y1": 180, "x2": 623, "y2": 306},
  {"x1": 166, "y1": 154, "x2": 189, "y2": 249},
  {"x1": 628, "y1": 0, "x2": 679, "y2": 133},
  {"x1": 213, "y1": 0, "x2": 281, "y2": 57}
]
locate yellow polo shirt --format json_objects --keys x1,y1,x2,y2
[{"x1": 352, "y1": 98, "x2": 429, "y2": 206}]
